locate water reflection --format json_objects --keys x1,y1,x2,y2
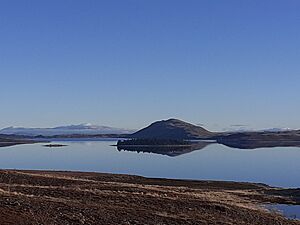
[
  {"x1": 116, "y1": 141, "x2": 212, "y2": 157},
  {"x1": 220, "y1": 141, "x2": 300, "y2": 150},
  {"x1": 0, "y1": 140, "x2": 300, "y2": 188}
]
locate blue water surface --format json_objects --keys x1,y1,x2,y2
[{"x1": 0, "y1": 140, "x2": 299, "y2": 188}]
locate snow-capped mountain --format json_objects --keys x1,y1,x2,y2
[
  {"x1": 223, "y1": 127, "x2": 295, "y2": 133},
  {"x1": 0, "y1": 124, "x2": 135, "y2": 136},
  {"x1": 261, "y1": 128, "x2": 294, "y2": 132}
]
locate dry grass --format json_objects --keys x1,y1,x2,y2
[{"x1": 0, "y1": 170, "x2": 299, "y2": 225}]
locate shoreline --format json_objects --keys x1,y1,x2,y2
[{"x1": 0, "y1": 169, "x2": 299, "y2": 224}]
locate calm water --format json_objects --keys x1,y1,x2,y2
[
  {"x1": 266, "y1": 204, "x2": 300, "y2": 220},
  {"x1": 0, "y1": 139, "x2": 300, "y2": 188}
]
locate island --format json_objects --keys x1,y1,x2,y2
[
  {"x1": 116, "y1": 138, "x2": 192, "y2": 147},
  {"x1": 43, "y1": 144, "x2": 67, "y2": 148}
]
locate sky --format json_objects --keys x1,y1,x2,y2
[{"x1": 0, "y1": 0, "x2": 300, "y2": 131}]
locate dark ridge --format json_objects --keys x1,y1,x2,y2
[
  {"x1": 0, "y1": 134, "x2": 38, "y2": 147},
  {"x1": 217, "y1": 131, "x2": 300, "y2": 149}
]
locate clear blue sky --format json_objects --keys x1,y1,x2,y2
[{"x1": 0, "y1": 0, "x2": 299, "y2": 131}]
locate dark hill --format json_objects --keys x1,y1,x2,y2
[
  {"x1": 131, "y1": 119, "x2": 214, "y2": 140},
  {"x1": 0, "y1": 134, "x2": 37, "y2": 147},
  {"x1": 217, "y1": 131, "x2": 300, "y2": 149}
]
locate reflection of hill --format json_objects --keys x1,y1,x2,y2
[
  {"x1": 116, "y1": 141, "x2": 212, "y2": 157},
  {"x1": 220, "y1": 141, "x2": 300, "y2": 149}
]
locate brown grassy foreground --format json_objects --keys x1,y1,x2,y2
[{"x1": 0, "y1": 170, "x2": 299, "y2": 225}]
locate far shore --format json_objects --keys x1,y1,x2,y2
[{"x1": 112, "y1": 144, "x2": 194, "y2": 147}]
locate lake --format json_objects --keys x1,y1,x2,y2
[{"x1": 0, "y1": 139, "x2": 299, "y2": 188}]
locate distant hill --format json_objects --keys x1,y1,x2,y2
[
  {"x1": 131, "y1": 119, "x2": 214, "y2": 140},
  {"x1": 216, "y1": 130, "x2": 300, "y2": 149},
  {"x1": 0, "y1": 124, "x2": 135, "y2": 136},
  {"x1": 0, "y1": 134, "x2": 37, "y2": 147}
]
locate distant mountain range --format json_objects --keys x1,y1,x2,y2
[
  {"x1": 1, "y1": 120, "x2": 297, "y2": 139},
  {"x1": 0, "y1": 124, "x2": 135, "y2": 136},
  {"x1": 224, "y1": 127, "x2": 294, "y2": 133},
  {"x1": 1, "y1": 119, "x2": 300, "y2": 150}
]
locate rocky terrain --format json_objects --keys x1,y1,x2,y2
[{"x1": 0, "y1": 170, "x2": 299, "y2": 225}]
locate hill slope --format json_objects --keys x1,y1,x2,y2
[{"x1": 131, "y1": 119, "x2": 214, "y2": 139}]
